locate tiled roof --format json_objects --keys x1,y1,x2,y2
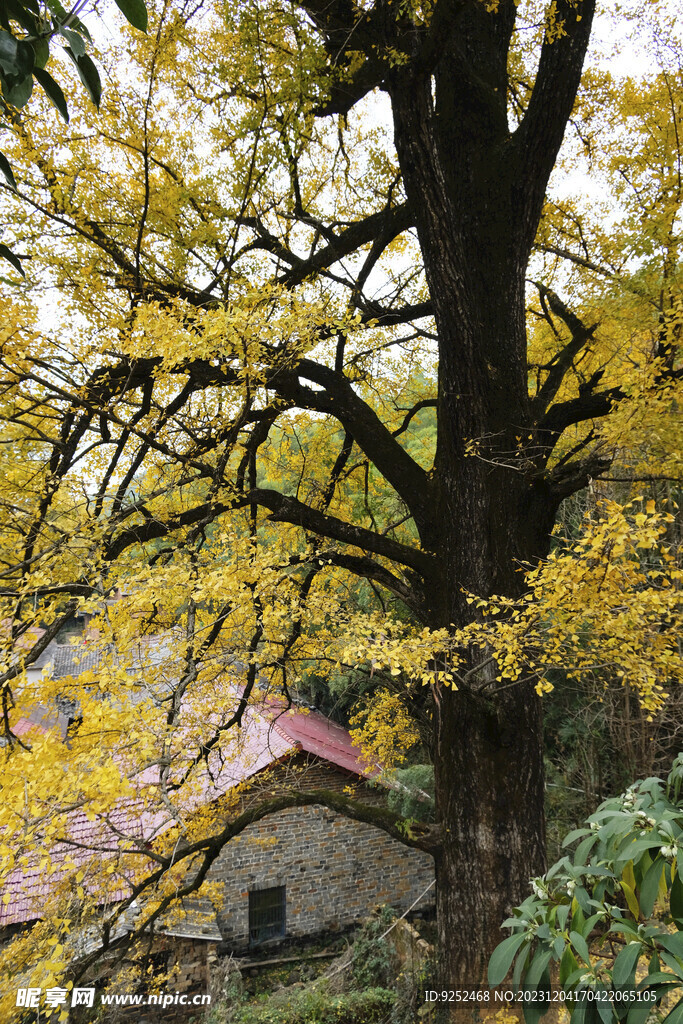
[
  {"x1": 270, "y1": 702, "x2": 372, "y2": 777},
  {"x1": 156, "y1": 898, "x2": 223, "y2": 942},
  {"x1": 53, "y1": 644, "x2": 104, "y2": 679},
  {"x1": 0, "y1": 683, "x2": 370, "y2": 931},
  {"x1": 1, "y1": 799, "x2": 172, "y2": 929},
  {"x1": 30, "y1": 640, "x2": 60, "y2": 671},
  {"x1": 67, "y1": 897, "x2": 222, "y2": 954},
  {"x1": 5, "y1": 703, "x2": 69, "y2": 742}
]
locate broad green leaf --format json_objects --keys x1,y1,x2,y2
[
  {"x1": 59, "y1": 26, "x2": 86, "y2": 57},
  {"x1": 671, "y1": 873, "x2": 683, "y2": 927},
  {"x1": 512, "y1": 940, "x2": 530, "y2": 991},
  {"x1": 569, "y1": 998, "x2": 589, "y2": 1024},
  {"x1": 570, "y1": 992, "x2": 605, "y2": 1024},
  {"x1": 6, "y1": 72, "x2": 33, "y2": 106},
  {"x1": 570, "y1": 930, "x2": 591, "y2": 966},
  {"x1": 563, "y1": 828, "x2": 592, "y2": 848},
  {"x1": 560, "y1": 944, "x2": 580, "y2": 986},
  {"x1": 48, "y1": 0, "x2": 91, "y2": 40},
  {"x1": 0, "y1": 151, "x2": 17, "y2": 191},
  {"x1": 626, "y1": 1001, "x2": 655, "y2": 1024},
  {"x1": 524, "y1": 949, "x2": 553, "y2": 989},
  {"x1": 658, "y1": 932, "x2": 683, "y2": 959},
  {"x1": 583, "y1": 913, "x2": 606, "y2": 938},
  {"x1": 67, "y1": 14, "x2": 91, "y2": 42},
  {"x1": 663, "y1": 1000, "x2": 683, "y2": 1024},
  {"x1": 1, "y1": 34, "x2": 34, "y2": 80},
  {"x1": 575, "y1": 834, "x2": 599, "y2": 865},
  {"x1": 587, "y1": 865, "x2": 618, "y2": 878},
  {"x1": 594, "y1": 985, "x2": 613, "y2": 1024},
  {"x1": 575, "y1": 886, "x2": 592, "y2": 914},
  {"x1": 573, "y1": 904, "x2": 586, "y2": 933},
  {"x1": 64, "y1": 47, "x2": 100, "y2": 106},
  {"x1": 1, "y1": 0, "x2": 39, "y2": 34},
  {"x1": 488, "y1": 931, "x2": 530, "y2": 986},
  {"x1": 0, "y1": 29, "x2": 20, "y2": 73},
  {"x1": 0, "y1": 243, "x2": 26, "y2": 277},
  {"x1": 33, "y1": 66, "x2": 68, "y2": 120},
  {"x1": 618, "y1": 837, "x2": 668, "y2": 862},
  {"x1": 637, "y1": 778, "x2": 665, "y2": 797},
  {"x1": 612, "y1": 942, "x2": 643, "y2": 988},
  {"x1": 523, "y1": 960, "x2": 552, "y2": 1024},
  {"x1": 563, "y1": 968, "x2": 590, "y2": 990},
  {"x1": 114, "y1": 0, "x2": 148, "y2": 32},
  {"x1": 640, "y1": 858, "x2": 664, "y2": 918},
  {"x1": 610, "y1": 921, "x2": 640, "y2": 939},
  {"x1": 659, "y1": 951, "x2": 683, "y2": 981},
  {"x1": 32, "y1": 36, "x2": 49, "y2": 69},
  {"x1": 44, "y1": 0, "x2": 68, "y2": 18},
  {"x1": 639, "y1": 972, "x2": 680, "y2": 989}
]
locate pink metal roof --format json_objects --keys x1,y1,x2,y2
[
  {"x1": 0, "y1": 691, "x2": 370, "y2": 928},
  {"x1": 268, "y1": 703, "x2": 372, "y2": 777}
]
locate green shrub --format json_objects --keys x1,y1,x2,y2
[
  {"x1": 387, "y1": 765, "x2": 435, "y2": 822},
  {"x1": 489, "y1": 753, "x2": 683, "y2": 1022},
  {"x1": 351, "y1": 907, "x2": 397, "y2": 989},
  {"x1": 229, "y1": 985, "x2": 395, "y2": 1023}
]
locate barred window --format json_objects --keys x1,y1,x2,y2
[{"x1": 249, "y1": 886, "x2": 286, "y2": 945}]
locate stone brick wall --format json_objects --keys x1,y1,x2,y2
[
  {"x1": 232, "y1": 751, "x2": 386, "y2": 806},
  {"x1": 209, "y1": 759, "x2": 435, "y2": 951},
  {"x1": 161, "y1": 936, "x2": 216, "y2": 991}
]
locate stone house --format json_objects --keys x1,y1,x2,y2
[{"x1": 0, "y1": 650, "x2": 435, "y2": 988}]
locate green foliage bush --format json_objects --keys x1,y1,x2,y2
[
  {"x1": 489, "y1": 753, "x2": 683, "y2": 1023},
  {"x1": 228, "y1": 986, "x2": 395, "y2": 1023},
  {"x1": 351, "y1": 907, "x2": 397, "y2": 989},
  {"x1": 387, "y1": 764, "x2": 435, "y2": 822}
]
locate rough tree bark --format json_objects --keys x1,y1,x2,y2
[{"x1": 360, "y1": 0, "x2": 597, "y2": 985}]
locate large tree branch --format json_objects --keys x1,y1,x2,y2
[
  {"x1": 105, "y1": 488, "x2": 434, "y2": 577},
  {"x1": 273, "y1": 359, "x2": 435, "y2": 537},
  {"x1": 544, "y1": 450, "x2": 614, "y2": 500},
  {"x1": 301, "y1": 0, "x2": 398, "y2": 116},
  {"x1": 535, "y1": 243, "x2": 618, "y2": 282},
  {"x1": 277, "y1": 202, "x2": 413, "y2": 288},
  {"x1": 433, "y1": 0, "x2": 517, "y2": 152},
  {"x1": 313, "y1": 57, "x2": 386, "y2": 117},
  {"x1": 539, "y1": 386, "x2": 623, "y2": 438},
  {"x1": 358, "y1": 298, "x2": 434, "y2": 327},
  {"x1": 512, "y1": 0, "x2": 596, "y2": 252},
  {"x1": 530, "y1": 283, "x2": 598, "y2": 417},
  {"x1": 21, "y1": 348, "x2": 435, "y2": 555},
  {"x1": 286, "y1": 548, "x2": 423, "y2": 616},
  {"x1": 251, "y1": 489, "x2": 434, "y2": 577}
]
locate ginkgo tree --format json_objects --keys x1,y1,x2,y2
[
  {"x1": 0, "y1": 0, "x2": 148, "y2": 274},
  {"x1": 0, "y1": 0, "x2": 681, "y2": 1013}
]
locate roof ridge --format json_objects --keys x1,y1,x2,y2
[{"x1": 267, "y1": 707, "x2": 302, "y2": 748}]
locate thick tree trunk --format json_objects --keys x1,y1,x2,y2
[
  {"x1": 434, "y1": 685, "x2": 546, "y2": 989},
  {"x1": 386, "y1": 38, "x2": 560, "y2": 999},
  {"x1": 374, "y1": 0, "x2": 596, "y2": 1001}
]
